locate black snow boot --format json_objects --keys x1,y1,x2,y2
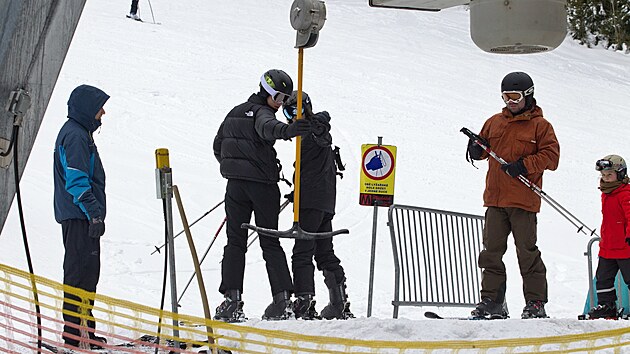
[
  {"x1": 262, "y1": 290, "x2": 293, "y2": 320},
  {"x1": 587, "y1": 303, "x2": 619, "y2": 319},
  {"x1": 89, "y1": 335, "x2": 107, "y2": 350},
  {"x1": 214, "y1": 289, "x2": 246, "y2": 323},
  {"x1": 521, "y1": 300, "x2": 548, "y2": 319},
  {"x1": 471, "y1": 297, "x2": 508, "y2": 319},
  {"x1": 293, "y1": 294, "x2": 321, "y2": 320},
  {"x1": 321, "y1": 283, "x2": 354, "y2": 320}
]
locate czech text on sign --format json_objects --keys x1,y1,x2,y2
[{"x1": 360, "y1": 144, "x2": 397, "y2": 207}]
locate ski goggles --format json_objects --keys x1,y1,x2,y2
[
  {"x1": 260, "y1": 75, "x2": 290, "y2": 104},
  {"x1": 282, "y1": 105, "x2": 304, "y2": 121},
  {"x1": 595, "y1": 159, "x2": 614, "y2": 171},
  {"x1": 501, "y1": 86, "x2": 534, "y2": 104}
]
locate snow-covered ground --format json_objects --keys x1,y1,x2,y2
[{"x1": 2, "y1": 0, "x2": 630, "y2": 347}]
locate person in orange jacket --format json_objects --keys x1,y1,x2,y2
[
  {"x1": 587, "y1": 155, "x2": 630, "y2": 319},
  {"x1": 467, "y1": 72, "x2": 560, "y2": 319}
]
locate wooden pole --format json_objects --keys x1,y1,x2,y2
[{"x1": 173, "y1": 185, "x2": 216, "y2": 353}]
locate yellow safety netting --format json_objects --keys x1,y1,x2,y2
[{"x1": 1, "y1": 262, "x2": 630, "y2": 353}]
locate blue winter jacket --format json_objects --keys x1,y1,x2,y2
[{"x1": 53, "y1": 85, "x2": 109, "y2": 223}]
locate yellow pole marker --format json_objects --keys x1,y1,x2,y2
[{"x1": 155, "y1": 148, "x2": 170, "y2": 169}]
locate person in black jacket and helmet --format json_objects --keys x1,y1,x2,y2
[
  {"x1": 282, "y1": 91, "x2": 354, "y2": 320},
  {"x1": 213, "y1": 69, "x2": 311, "y2": 322}
]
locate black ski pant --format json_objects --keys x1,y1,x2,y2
[
  {"x1": 595, "y1": 257, "x2": 630, "y2": 305},
  {"x1": 61, "y1": 219, "x2": 101, "y2": 346},
  {"x1": 219, "y1": 179, "x2": 293, "y2": 296},
  {"x1": 479, "y1": 207, "x2": 547, "y2": 303},
  {"x1": 130, "y1": 0, "x2": 139, "y2": 14},
  {"x1": 292, "y1": 208, "x2": 345, "y2": 295}
]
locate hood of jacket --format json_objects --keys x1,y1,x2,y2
[{"x1": 67, "y1": 85, "x2": 110, "y2": 132}]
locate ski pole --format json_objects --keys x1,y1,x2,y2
[
  {"x1": 177, "y1": 216, "x2": 227, "y2": 304},
  {"x1": 461, "y1": 127, "x2": 598, "y2": 237},
  {"x1": 146, "y1": 0, "x2": 157, "y2": 24},
  {"x1": 151, "y1": 200, "x2": 224, "y2": 255},
  {"x1": 178, "y1": 199, "x2": 291, "y2": 303}
]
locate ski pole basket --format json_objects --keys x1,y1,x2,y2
[{"x1": 388, "y1": 204, "x2": 484, "y2": 318}]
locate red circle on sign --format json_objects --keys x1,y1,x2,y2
[{"x1": 362, "y1": 146, "x2": 394, "y2": 181}]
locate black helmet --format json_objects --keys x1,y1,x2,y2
[
  {"x1": 259, "y1": 69, "x2": 293, "y2": 103},
  {"x1": 501, "y1": 72, "x2": 535, "y2": 112},
  {"x1": 501, "y1": 72, "x2": 534, "y2": 93},
  {"x1": 283, "y1": 91, "x2": 312, "y2": 121}
]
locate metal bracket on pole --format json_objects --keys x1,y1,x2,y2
[
  {"x1": 155, "y1": 148, "x2": 180, "y2": 344},
  {"x1": 0, "y1": 138, "x2": 11, "y2": 169},
  {"x1": 5, "y1": 88, "x2": 31, "y2": 127},
  {"x1": 1, "y1": 89, "x2": 31, "y2": 167}
]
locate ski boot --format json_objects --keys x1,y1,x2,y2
[
  {"x1": 293, "y1": 294, "x2": 321, "y2": 320},
  {"x1": 89, "y1": 335, "x2": 107, "y2": 350},
  {"x1": 321, "y1": 283, "x2": 355, "y2": 320},
  {"x1": 521, "y1": 300, "x2": 548, "y2": 319},
  {"x1": 471, "y1": 297, "x2": 508, "y2": 319},
  {"x1": 262, "y1": 290, "x2": 293, "y2": 320},
  {"x1": 214, "y1": 289, "x2": 247, "y2": 323},
  {"x1": 126, "y1": 12, "x2": 142, "y2": 21},
  {"x1": 586, "y1": 303, "x2": 619, "y2": 319}
]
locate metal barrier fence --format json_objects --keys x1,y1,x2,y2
[
  {"x1": 388, "y1": 204, "x2": 484, "y2": 318},
  {"x1": 583, "y1": 236, "x2": 630, "y2": 316}
]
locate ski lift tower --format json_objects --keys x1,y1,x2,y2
[{"x1": 369, "y1": 0, "x2": 567, "y2": 54}]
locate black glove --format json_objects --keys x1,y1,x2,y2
[
  {"x1": 626, "y1": 238, "x2": 630, "y2": 247},
  {"x1": 467, "y1": 139, "x2": 485, "y2": 161},
  {"x1": 88, "y1": 217, "x2": 105, "y2": 238},
  {"x1": 284, "y1": 191, "x2": 294, "y2": 203},
  {"x1": 501, "y1": 158, "x2": 528, "y2": 178},
  {"x1": 283, "y1": 119, "x2": 312, "y2": 139},
  {"x1": 311, "y1": 120, "x2": 327, "y2": 136}
]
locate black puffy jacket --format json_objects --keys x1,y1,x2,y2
[
  {"x1": 298, "y1": 111, "x2": 336, "y2": 214},
  {"x1": 213, "y1": 93, "x2": 290, "y2": 184}
]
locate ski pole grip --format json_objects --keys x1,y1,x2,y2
[{"x1": 460, "y1": 127, "x2": 476, "y2": 140}]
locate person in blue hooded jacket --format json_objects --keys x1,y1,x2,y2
[{"x1": 53, "y1": 84, "x2": 109, "y2": 348}]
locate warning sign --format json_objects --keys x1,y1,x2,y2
[{"x1": 360, "y1": 144, "x2": 397, "y2": 207}]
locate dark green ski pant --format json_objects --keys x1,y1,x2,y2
[{"x1": 479, "y1": 207, "x2": 548, "y2": 303}]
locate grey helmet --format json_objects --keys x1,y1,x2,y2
[{"x1": 596, "y1": 154, "x2": 628, "y2": 181}]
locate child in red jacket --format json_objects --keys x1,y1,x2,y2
[{"x1": 588, "y1": 154, "x2": 630, "y2": 319}]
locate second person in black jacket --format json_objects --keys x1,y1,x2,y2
[
  {"x1": 283, "y1": 91, "x2": 354, "y2": 320},
  {"x1": 213, "y1": 70, "x2": 312, "y2": 322}
]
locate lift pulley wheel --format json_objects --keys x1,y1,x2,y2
[{"x1": 290, "y1": 0, "x2": 326, "y2": 48}]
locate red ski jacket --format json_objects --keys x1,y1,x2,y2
[{"x1": 599, "y1": 183, "x2": 630, "y2": 259}]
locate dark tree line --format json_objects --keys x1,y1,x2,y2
[{"x1": 567, "y1": 0, "x2": 630, "y2": 52}]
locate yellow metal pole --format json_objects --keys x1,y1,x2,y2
[{"x1": 293, "y1": 47, "x2": 304, "y2": 224}]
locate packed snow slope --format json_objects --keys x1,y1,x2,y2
[{"x1": 2, "y1": 0, "x2": 630, "y2": 343}]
